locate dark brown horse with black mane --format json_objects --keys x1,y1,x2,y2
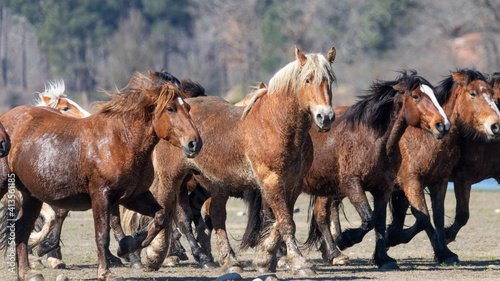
[
  {"x1": 246, "y1": 70, "x2": 450, "y2": 270},
  {"x1": 382, "y1": 69, "x2": 500, "y2": 265},
  {"x1": 0, "y1": 71, "x2": 201, "y2": 281},
  {"x1": 122, "y1": 46, "x2": 337, "y2": 275}
]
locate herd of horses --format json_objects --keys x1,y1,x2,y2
[{"x1": 0, "y1": 45, "x2": 499, "y2": 281}]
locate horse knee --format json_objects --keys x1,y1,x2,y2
[
  {"x1": 455, "y1": 212, "x2": 469, "y2": 227},
  {"x1": 154, "y1": 210, "x2": 167, "y2": 227}
]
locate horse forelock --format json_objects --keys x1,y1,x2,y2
[
  {"x1": 36, "y1": 80, "x2": 66, "y2": 107},
  {"x1": 268, "y1": 53, "x2": 335, "y2": 96},
  {"x1": 94, "y1": 72, "x2": 183, "y2": 119}
]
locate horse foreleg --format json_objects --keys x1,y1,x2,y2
[
  {"x1": 372, "y1": 190, "x2": 399, "y2": 270},
  {"x1": 190, "y1": 183, "x2": 214, "y2": 263},
  {"x1": 313, "y1": 196, "x2": 348, "y2": 265},
  {"x1": 210, "y1": 193, "x2": 243, "y2": 273},
  {"x1": 388, "y1": 180, "x2": 430, "y2": 247},
  {"x1": 336, "y1": 179, "x2": 373, "y2": 250},
  {"x1": 109, "y1": 205, "x2": 140, "y2": 268},
  {"x1": 428, "y1": 183, "x2": 460, "y2": 265},
  {"x1": 445, "y1": 179, "x2": 471, "y2": 244},
  {"x1": 16, "y1": 193, "x2": 44, "y2": 281},
  {"x1": 385, "y1": 189, "x2": 410, "y2": 247},
  {"x1": 90, "y1": 188, "x2": 122, "y2": 281},
  {"x1": 117, "y1": 191, "x2": 168, "y2": 271},
  {"x1": 175, "y1": 182, "x2": 216, "y2": 268}
]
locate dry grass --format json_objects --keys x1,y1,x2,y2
[{"x1": 1, "y1": 190, "x2": 499, "y2": 280}]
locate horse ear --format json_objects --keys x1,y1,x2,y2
[
  {"x1": 149, "y1": 70, "x2": 159, "y2": 80},
  {"x1": 39, "y1": 94, "x2": 53, "y2": 105},
  {"x1": 142, "y1": 87, "x2": 158, "y2": 101},
  {"x1": 326, "y1": 46, "x2": 336, "y2": 64},
  {"x1": 452, "y1": 72, "x2": 468, "y2": 87},
  {"x1": 295, "y1": 45, "x2": 307, "y2": 67},
  {"x1": 258, "y1": 82, "x2": 267, "y2": 89},
  {"x1": 393, "y1": 82, "x2": 409, "y2": 93}
]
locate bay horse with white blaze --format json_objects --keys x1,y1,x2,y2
[
  {"x1": 277, "y1": 71, "x2": 450, "y2": 270},
  {"x1": 385, "y1": 69, "x2": 500, "y2": 265},
  {"x1": 0, "y1": 71, "x2": 201, "y2": 281},
  {"x1": 445, "y1": 72, "x2": 500, "y2": 244},
  {"x1": 125, "y1": 46, "x2": 336, "y2": 275}
]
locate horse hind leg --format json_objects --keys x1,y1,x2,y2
[{"x1": 385, "y1": 189, "x2": 410, "y2": 248}]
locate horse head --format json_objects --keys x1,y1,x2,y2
[
  {"x1": 392, "y1": 74, "x2": 450, "y2": 139},
  {"x1": 148, "y1": 70, "x2": 201, "y2": 158},
  {"x1": 0, "y1": 122, "x2": 10, "y2": 157}
]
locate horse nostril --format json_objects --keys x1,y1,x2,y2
[
  {"x1": 435, "y1": 122, "x2": 445, "y2": 133},
  {"x1": 316, "y1": 113, "x2": 324, "y2": 123},
  {"x1": 188, "y1": 140, "x2": 197, "y2": 152},
  {"x1": 491, "y1": 123, "x2": 500, "y2": 135}
]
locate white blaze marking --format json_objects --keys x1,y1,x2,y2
[
  {"x1": 66, "y1": 98, "x2": 91, "y2": 117},
  {"x1": 178, "y1": 97, "x2": 184, "y2": 105},
  {"x1": 420, "y1": 85, "x2": 450, "y2": 129},
  {"x1": 480, "y1": 85, "x2": 486, "y2": 91},
  {"x1": 483, "y1": 93, "x2": 500, "y2": 119}
]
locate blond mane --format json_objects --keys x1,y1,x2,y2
[
  {"x1": 35, "y1": 80, "x2": 66, "y2": 107},
  {"x1": 94, "y1": 72, "x2": 184, "y2": 119}
]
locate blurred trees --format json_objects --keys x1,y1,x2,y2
[{"x1": 0, "y1": 0, "x2": 499, "y2": 112}]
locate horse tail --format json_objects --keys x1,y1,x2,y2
[
  {"x1": 0, "y1": 202, "x2": 9, "y2": 253},
  {"x1": 304, "y1": 196, "x2": 322, "y2": 249},
  {"x1": 240, "y1": 190, "x2": 263, "y2": 250}
]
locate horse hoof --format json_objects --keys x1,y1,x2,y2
[
  {"x1": 228, "y1": 265, "x2": 244, "y2": 273},
  {"x1": 380, "y1": 262, "x2": 400, "y2": 271},
  {"x1": 201, "y1": 261, "x2": 218, "y2": 269},
  {"x1": 333, "y1": 255, "x2": 350, "y2": 265},
  {"x1": 27, "y1": 273, "x2": 44, "y2": 281},
  {"x1": 108, "y1": 255, "x2": 125, "y2": 267},
  {"x1": 257, "y1": 267, "x2": 273, "y2": 274},
  {"x1": 164, "y1": 256, "x2": 180, "y2": 267},
  {"x1": 117, "y1": 236, "x2": 135, "y2": 257},
  {"x1": 295, "y1": 267, "x2": 317, "y2": 277},
  {"x1": 277, "y1": 258, "x2": 290, "y2": 269},
  {"x1": 441, "y1": 256, "x2": 460, "y2": 266},
  {"x1": 130, "y1": 260, "x2": 144, "y2": 269},
  {"x1": 47, "y1": 257, "x2": 66, "y2": 269}
]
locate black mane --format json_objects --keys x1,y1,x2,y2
[
  {"x1": 490, "y1": 72, "x2": 500, "y2": 88},
  {"x1": 155, "y1": 70, "x2": 181, "y2": 86},
  {"x1": 343, "y1": 70, "x2": 432, "y2": 136},
  {"x1": 435, "y1": 68, "x2": 487, "y2": 104}
]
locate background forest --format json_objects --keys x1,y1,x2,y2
[{"x1": 0, "y1": 0, "x2": 499, "y2": 113}]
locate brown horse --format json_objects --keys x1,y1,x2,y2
[
  {"x1": 278, "y1": 70, "x2": 450, "y2": 270},
  {"x1": 445, "y1": 72, "x2": 500, "y2": 244},
  {"x1": 385, "y1": 69, "x2": 500, "y2": 265},
  {"x1": 0, "y1": 71, "x2": 201, "y2": 281},
  {"x1": 36, "y1": 80, "x2": 91, "y2": 117},
  {"x1": 124, "y1": 46, "x2": 337, "y2": 275}
]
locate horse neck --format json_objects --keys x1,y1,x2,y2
[
  {"x1": 255, "y1": 87, "x2": 312, "y2": 147},
  {"x1": 441, "y1": 90, "x2": 466, "y2": 142},
  {"x1": 97, "y1": 112, "x2": 159, "y2": 158},
  {"x1": 384, "y1": 109, "x2": 408, "y2": 160}
]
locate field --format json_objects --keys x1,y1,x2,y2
[{"x1": 1, "y1": 190, "x2": 499, "y2": 281}]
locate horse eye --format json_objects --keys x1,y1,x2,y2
[
  {"x1": 305, "y1": 79, "x2": 311, "y2": 84},
  {"x1": 470, "y1": 92, "x2": 477, "y2": 97},
  {"x1": 167, "y1": 107, "x2": 176, "y2": 113},
  {"x1": 62, "y1": 106, "x2": 70, "y2": 111},
  {"x1": 412, "y1": 95, "x2": 420, "y2": 100}
]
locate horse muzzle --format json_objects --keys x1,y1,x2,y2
[
  {"x1": 314, "y1": 106, "x2": 335, "y2": 132},
  {"x1": 182, "y1": 139, "x2": 202, "y2": 158}
]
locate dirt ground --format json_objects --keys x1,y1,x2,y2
[{"x1": 1, "y1": 190, "x2": 499, "y2": 281}]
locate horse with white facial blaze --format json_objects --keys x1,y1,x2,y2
[
  {"x1": 385, "y1": 69, "x2": 500, "y2": 265},
  {"x1": 252, "y1": 70, "x2": 450, "y2": 270},
  {"x1": 445, "y1": 72, "x2": 500, "y2": 245},
  {"x1": 0, "y1": 71, "x2": 201, "y2": 281},
  {"x1": 124, "y1": 46, "x2": 336, "y2": 275}
]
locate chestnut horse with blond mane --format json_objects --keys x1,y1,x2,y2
[{"x1": 0, "y1": 71, "x2": 201, "y2": 281}]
